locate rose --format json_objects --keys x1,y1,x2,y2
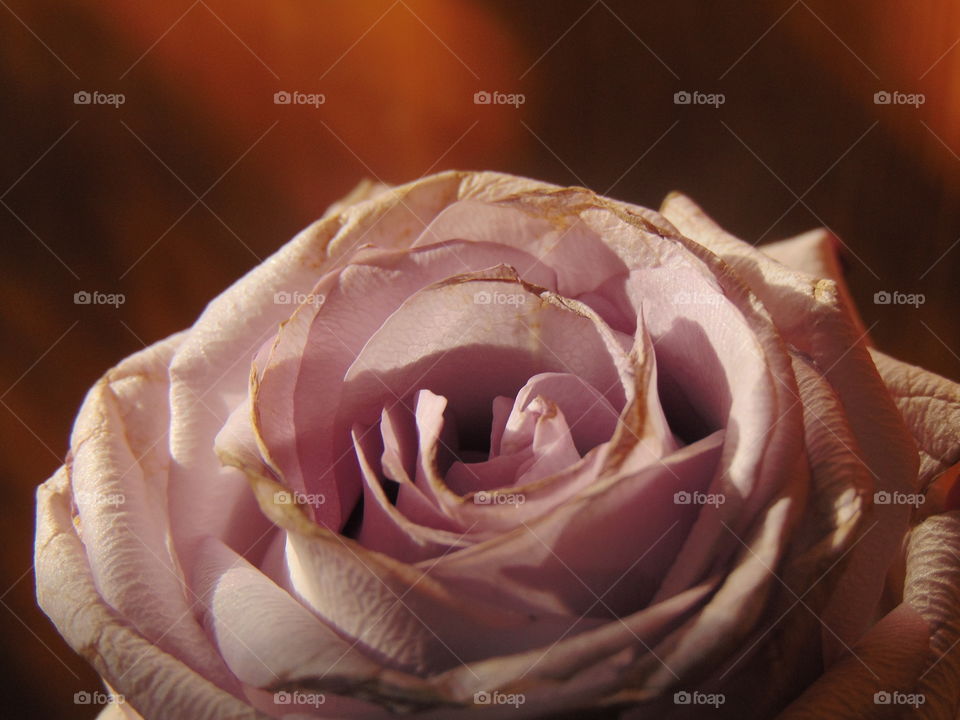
[{"x1": 35, "y1": 171, "x2": 960, "y2": 719}]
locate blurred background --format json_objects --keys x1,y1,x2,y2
[{"x1": 2, "y1": 1, "x2": 958, "y2": 716}]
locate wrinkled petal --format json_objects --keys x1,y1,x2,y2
[
  {"x1": 773, "y1": 603, "x2": 930, "y2": 719},
  {"x1": 414, "y1": 198, "x2": 629, "y2": 299},
  {"x1": 428, "y1": 580, "x2": 717, "y2": 710},
  {"x1": 36, "y1": 469, "x2": 262, "y2": 720},
  {"x1": 48, "y1": 334, "x2": 239, "y2": 694},
  {"x1": 903, "y1": 511, "x2": 960, "y2": 718},
  {"x1": 695, "y1": 353, "x2": 872, "y2": 715},
  {"x1": 339, "y1": 268, "x2": 637, "y2": 533},
  {"x1": 761, "y1": 228, "x2": 868, "y2": 341},
  {"x1": 870, "y1": 348, "x2": 960, "y2": 492},
  {"x1": 659, "y1": 192, "x2": 918, "y2": 654},
  {"x1": 237, "y1": 241, "x2": 557, "y2": 530},
  {"x1": 190, "y1": 536, "x2": 444, "y2": 714},
  {"x1": 170, "y1": 172, "x2": 483, "y2": 546},
  {"x1": 280, "y1": 527, "x2": 607, "y2": 675}
]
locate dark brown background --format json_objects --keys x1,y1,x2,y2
[{"x1": 2, "y1": 1, "x2": 958, "y2": 717}]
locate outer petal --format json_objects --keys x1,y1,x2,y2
[
  {"x1": 903, "y1": 512, "x2": 960, "y2": 718},
  {"x1": 36, "y1": 469, "x2": 264, "y2": 720},
  {"x1": 772, "y1": 603, "x2": 931, "y2": 719},
  {"x1": 688, "y1": 353, "x2": 872, "y2": 717},
  {"x1": 36, "y1": 334, "x2": 241, "y2": 696},
  {"x1": 870, "y1": 348, "x2": 960, "y2": 492},
  {"x1": 413, "y1": 198, "x2": 629, "y2": 299},
  {"x1": 659, "y1": 192, "x2": 919, "y2": 654},
  {"x1": 167, "y1": 172, "x2": 471, "y2": 552},
  {"x1": 189, "y1": 536, "x2": 445, "y2": 714},
  {"x1": 760, "y1": 228, "x2": 867, "y2": 341}
]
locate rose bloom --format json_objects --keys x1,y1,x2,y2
[{"x1": 36, "y1": 172, "x2": 960, "y2": 719}]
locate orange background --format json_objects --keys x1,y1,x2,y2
[{"x1": 2, "y1": 2, "x2": 958, "y2": 717}]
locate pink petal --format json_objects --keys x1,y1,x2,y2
[
  {"x1": 429, "y1": 581, "x2": 716, "y2": 711},
  {"x1": 444, "y1": 448, "x2": 534, "y2": 496},
  {"x1": 694, "y1": 352, "x2": 874, "y2": 713},
  {"x1": 513, "y1": 397, "x2": 583, "y2": 485},
  {"x1": 773, "y1": 603, "x2": 930, "y2": 719},
  {"x1": 761, "y1": 228, "x2": 868, "y2": 341},
  {"x1": 503, "y1": 372, "x2": 620, "y2": 456},
  {"x1": 413, "y1": 198, "x2": 629, "y2": 298},
  {"x1": 903, "y1": 512, "x2": 960, "y2": 718},
  {"x1": 168, "y1": 171, "x2": 498, "y2": 548},
  {"x1": 379, "y1": 403, "x2": 460, "y2": 532},
  {"x1": 352, "y1": 424, "x2": 475, "y2": 563},
  {"x1": 247, "y1": 241, "x2": 557, "y2": 530},
  {"x1": 36, "y1": 470, "x2": 258, "y2": 720},
  {"x1": 425, "y1": 431, "x2": 725, "y2": 618},
  {"x1": 338, "y1": 269, "x2": 633, "y2": 531},
  {"x1": 659, "y1": 193, "x2": 916, "y2": 653},
  {"x1": 279, "y1": 528, "x2": 607, "y2": 675},
  {"x1": 58, "y1": 335, "x2": 239, "y2": 694},
  {"x1": 870, "y1": 348, "x2": 960, "y2": 491},
  {"x1": 190, "y1": 536, "x2": 440, "y2": 712}
]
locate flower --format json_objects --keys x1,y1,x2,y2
[{"x1": 36, "y1": 172, "x2": 960, "y2": 719}]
